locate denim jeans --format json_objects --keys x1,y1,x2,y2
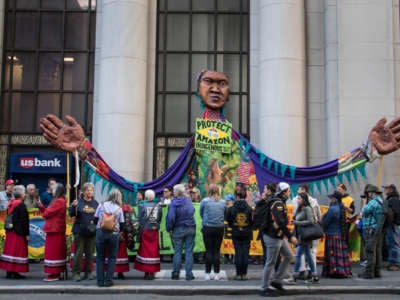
[
  {"x1": 386, "y1": 225, "x2": 400, "y2": 266},
  {"x1": 171, "y1": 226, "x2": 196, "y2": 278},
  {"x1": 233, "y1": 238, "x2": 251, "y2": 276},
  {"x1": 95, "y1": 229, "x2": 119, "y2": 285},
  {"x1": 261, "y1": 234, "x2": 294, "y2": 290},
  {"x1": 293, "y1": 244, "x2": 316, "y2": 275}
]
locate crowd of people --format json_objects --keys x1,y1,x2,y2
[{"x1": 0, "y1": 178, "x2": 399, "y2": 294}]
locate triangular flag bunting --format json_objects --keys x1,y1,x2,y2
[
  {"x1": 316, "y1": 181, "x2": 322, "y2": 194},
  {"x1": 351, "y1": 168, "x2": 358, "y2": 181},
  {"x1": 267, "y1": 158, "x2": 273, "y2": 170},
  {"x1": 281, "y1": 164, "x2": 288, "y2": 177},
  {"x1": 290, "y1": 166, "x2": 296, "y2": 179}
]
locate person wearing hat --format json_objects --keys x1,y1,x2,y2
[
  {"x1": 358, "y1": 184, "x2": 386, "y2": 279},
  {"x1": 382, "y1": 183, "x2": 400, "y2": 271},
  {"x1": 260, "y1": 182, "x2": 298, "y2": 297},
  {"x1": 321, "y1": 191, "x2": 352, "y2": 278},
  {"x1": 0, "y1": 179, "x2": 15, "y2": 211}
]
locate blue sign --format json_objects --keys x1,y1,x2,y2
[{"x1": 9, "y1": 152, "x2": 67, "y2": 174}]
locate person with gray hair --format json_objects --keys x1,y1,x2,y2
[
  {"x1": 166, "y1": 183, "x2": 196, "y2": 280},
  {"x1": 134, "y1": 189, "x2": 162, "y2": 280},
  {"x1": 69, "y1": 182, "x2": 98, "y2": 282},
  {"x1": 0, "y1": 185, "x2": 30, "y2": 279},
  {"x1": 94, "y1": 189, "x2": 124, "y2": 287},
  {"x1": 24, "y1": 183, "x2": 39, "y2": 209}
]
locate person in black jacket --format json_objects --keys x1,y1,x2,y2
[
  {"x1": 69, "y1": 182, "x2": 99, "y2": 281},
  {"x1": 226, "y1": 186, "x2": 253, "y2": 280},
  {"x1": 260, "y1": 182, "x2": 298, "y2": 297},
  {"x1": 253, "y1": 183, "x2": 277, "y2": 265},
  {"x1": 383, "y1": 183, "x2": 400, "y2": 271},
  {"x1": 0, "y1": 185, "x2": 30, "y2": 279}
]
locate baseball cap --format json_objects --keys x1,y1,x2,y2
[
  {"x1": 5, "y1": 179, "x2": 15, "y2": 186},
  {"x1": 225, "y1": 194, "x2": 235, "y2": 201},
  {"x1": 277, "y1": 182, "x2": 290, "y2": 193}
]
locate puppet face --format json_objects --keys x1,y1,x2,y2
[{"x1": 198, "y1": 71, "x2": 230, "y2": 110}]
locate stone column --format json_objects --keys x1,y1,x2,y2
[
  {"x1": 93, "y1": 0, "x2": 149, "y2": 180},
  {"x1": 253, "y1": 0, "x2": 307, "y2": 166},
  {"x1": 325, "y1": 0, "x2": 400, "y2": 186}
]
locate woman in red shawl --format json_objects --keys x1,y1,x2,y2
[
  {"x1": 37, "y1": 183, "x2": 67, "y2": 281},
  {"x1": 0, "y1": 185, "x2": 30, "y2": 279}
]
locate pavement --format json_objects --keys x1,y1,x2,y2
[{"x1": 0, "y1": 260, "x2": 399, "y2": 295}]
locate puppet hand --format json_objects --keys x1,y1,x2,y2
[
  {"x1": 368, "y1": 117, "x2": 400, "y2": 155},
  {"x1": 40, "y1": 114, "x2": 85, "y2": 152}
]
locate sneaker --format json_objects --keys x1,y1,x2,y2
[
  {"x1": 72, "y1": 273, "x2": 81, "y2": 282},
  {"x1": 204, "y1": 273, "x2": 211, "y2": 281},
  {"x1": 360, "y1": 260, "x2": 368, "y2": 267},
  {"x1": 259, "y1": 288, "x2": 280, "y2": 297},
  {"x1": 43, "y1": 274, "x2": 60, "y2": 282},
  {"x1": 186, "y1": 274, "x2": 195, "y2": 281},
  {"x1": 104, "y1": 280, "x2": 114, "y2": 287},
  {"x1": 270, "y1": 281, "x2": 285, "y2": 291},
  {"x1": 214, "y1": 273, "x2": 221, "y2": 281},
  {"x1": 283, "y1": 275, "x2": 297, "y2": 285},
  {"x1": 306, "y1": 275, "x2": 320, "y2": 284},
  {"x1": 84, "y1": 272, "x2": 95, "y2": 280},
  {"x1": 234, "y1": 275, "x2": 242, "y2": 280},
  {"x1": 241, "y1": 274, "x2": 250, "y2": 280}
]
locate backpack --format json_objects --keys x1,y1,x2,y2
[
  {"x1": 100, "y1": 204, "x2": 120, "y2": 231},
  {"x1": 254, "y1": 197, "x2": 279, "y2": 233},
  {"x1": 375, "y1": 198, "x2": 388, "y2": 232},
  {"x1": 253, "y1": 199, "x2": 270, "y2": 230}
]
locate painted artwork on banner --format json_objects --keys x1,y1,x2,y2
[{"x1": 195, "y1": 118, "x2": 232, "y2": 154}]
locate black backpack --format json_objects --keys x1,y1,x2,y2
[{"x1": 253, "y1": 197, "x2": 277, "y2": 232}]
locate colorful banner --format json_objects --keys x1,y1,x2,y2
[{"x1": 195, "y1": 118, "x2": 232, "y2": 154}]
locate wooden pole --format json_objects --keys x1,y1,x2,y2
[
  {"x1": 66, "y1": 152, "x2": 70, "y2": 206},
  {"x1": 376, "y1": 156, "x2": 384, "y2": 187}
]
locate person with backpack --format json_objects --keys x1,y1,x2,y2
[
  {"x1": 226, "y1": 186, "x2": 253, "y2": 281},
  {"x1": 94, "y1": 189, "x2": 124, "y2": 287},
  {"x1": 0, "y1": 185, "x2": 29, "y2": 279},
  {"x1": 134, "y1": 189, "x2": 162, "y2": 280},
  {"x1": 260, "y1": 182, "x2": 298, "y2": 297},
  {"x1": 253, "y1": 183, "x2": 277, "y2": 266},
  {"x1": 358, "y1": 184, "x2": 387, "y2": 279},
  {"x1": 382, "y1": 183, "x2": 400, "y2": 271}
]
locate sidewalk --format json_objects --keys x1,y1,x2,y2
[{"x1": 0, "y1": 261, "x2": 399, "y2": 295}]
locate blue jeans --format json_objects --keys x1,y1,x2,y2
[
  {"x1": 386, "y1": 225, "x2": 400, "y2": 266},
  {"x1": 293, "y1": 244, "x2": 316, "y2": 275},
  {"x1": 95, "y1": 229, "x2": 119, "y2": 285},
  {"x1": 171, "y1": 226, "x2": 196, "y2": 279}
]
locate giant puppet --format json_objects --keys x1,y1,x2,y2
[{"x1": 39, "y1": 70, "x2": 400, "y2": 204}]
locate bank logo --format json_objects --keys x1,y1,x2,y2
[{"x1": 20, "y1": 157, "x2": 62, "y2": 168}]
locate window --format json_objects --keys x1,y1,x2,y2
[
  {"x1": 1, "y1": 0, "x2": 96, "y2": 134},
  {"x1": 155, "y1": 0, "x2": 249, "y2": 177}
]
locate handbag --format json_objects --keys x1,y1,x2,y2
[
  {"x1": 79, "y1": 222, "x2": 97, "y2": 236},
  {"x1": 297, "y1": 222, "x2": 324, "y2": 241}
]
